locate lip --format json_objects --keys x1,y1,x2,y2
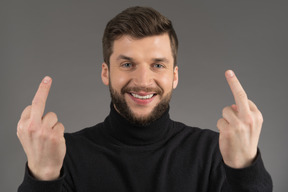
[
  {"x1": 127, "y1": 92, "x2": 156, "y2": 105},
  {"x1": 129, "y1": 91, "x2": 156, "y2": 96}
]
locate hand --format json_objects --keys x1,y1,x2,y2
[
  {"x1": 217, "y1": 70, "x2": 263, "y2": 168},
  {"x1": 17, "y1": 76, "x2": 66, "y2": 180}
]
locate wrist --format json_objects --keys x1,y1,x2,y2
[
  {"x1": 28, "y1": 163, "x2": 61, "y2": 181},
  {"x1": 224, "y1": 149, "x2": 258, "y2": 169}
]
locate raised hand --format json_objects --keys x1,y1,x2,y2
[
  {"x1": 17, "y1": 76, "x2": 66, "y2": 180},
  {"x1": 217, "y1": 70, "x2": 263, "y2": 168}
]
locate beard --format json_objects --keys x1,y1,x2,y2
[{"x1": 109, "y1": 81, "x2": 172, "y2": 126}]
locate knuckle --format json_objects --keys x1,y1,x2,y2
[
  {"x1": 58, "y1": 122, "x2": 64, "y2": 130},
  {"x1": 16, "y1": 131, "x2": 20, "y2": 139},
  {"x1": 17, "y1": 120, "x2": 23, "y2": 130},
  {"x1": 37, "y1": 129, "x2": 48, "y2": 140},
  {"x1": 16, "y1": 123, "x2": 22, "y2": 136},
  {"x1": 256, "y1": 112, "x2": 264, "y2": 124},
  {"x1": 249, "y1": 99, "x2": 258, "y2": 108},
  {"x1": 243, "y1": 113, "x2": 254, "y2": 126},
  {"x1": 55, "y1": 122, "x2": 65, "y2": 134},
  {"x1": 233, "y1": 122, "x2": 246, "y2": 135},
  {"x1": 50, "y1": 131, "x2": 62, "y2": 144},
  {"x1": 222, "y1": 106, "x2": 231, "y2": 117},
  {"x1": 230, "y1": 120, "x2": 246, "y2": 135},
  {"x1": 26, "y1": 119, "x2": 39, "y2": 133},
  {"x1": 50, "y1": 134, "x2": 60, "y2": 144},
  {"x1": 47, "y1": 112, "x2": 58, "y2": 122},
  {"x1": 17, "y1": 121, "x2": 25, "y2": 136},
  {"x1": 237, "y1": 90, "x2": 248, "y2": 100}
]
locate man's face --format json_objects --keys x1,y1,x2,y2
[{"x1": 101, "y1": 33, "x2": 178, "y2": 125}]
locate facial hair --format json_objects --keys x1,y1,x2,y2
[{"x1": 109, "y1": 81, "x2": 172, "y2": 126}]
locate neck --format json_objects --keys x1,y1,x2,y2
[{"x1": 103, "y1": 103, "x2": 171, "y2": 146}]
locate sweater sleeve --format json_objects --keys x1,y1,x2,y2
[
  {"x1": 221, "y1": 150, "x2": 273, "y2": 192},
  {"x1": 17, "y1": 163, "x2": 66, "y2": 192}
]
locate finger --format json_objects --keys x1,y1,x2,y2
[
  {"x1": 42, "y1": 112, "x2": 58, "y2": 129},
  {"x1": 225, "y1": 70, "x2": 250, "y2": 114},
  {"x1": 248, "y1": 100, "x2": 258, "y2": 111},
  {"x1": 53, "y1": 122, "x2": 65, "y2": 139},
  {"x1": 217, "y1": 118, "x2": 229, "y2": 132},
  {"x1": 222, "y1": 106, "x2": 238, "y2": 123},
  {"x1": 31, "y1": 76, "x2": 52, "y2": 120},
  {"x1": 231, "y1": 104, "x2": 238, "y2": 112},
  {"x1": 20, "y1": 105, "x2": 32, "y2": 120},
  {"x1": 53, "y1": 122, "x2": 65, "y2": 134}
]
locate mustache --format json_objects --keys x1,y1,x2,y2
[{"x1": 120, "y1": 81, "x2": 164, "y2": 95}]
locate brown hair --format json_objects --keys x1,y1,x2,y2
[{"x1": 102, "y1": 6, "x2": 178, "y2": 67}]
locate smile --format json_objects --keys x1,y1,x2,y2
[{"x1": 131, "y1": 93, "x2": 155, "y2": 100}]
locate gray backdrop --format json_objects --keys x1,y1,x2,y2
[{"x1": 1, "y1": 0, "x2": 287, "y2": 191}]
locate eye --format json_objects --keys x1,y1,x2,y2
[
  {"x1": 153, "y1": 64, "x2": 164, "y2": 68},
  {"x1": 121, "y1": 62, "x2": 133, "y2": 68}
]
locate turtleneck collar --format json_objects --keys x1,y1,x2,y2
[{"x1": 103, "y1": 103, "x2": 172, "y2": 146}]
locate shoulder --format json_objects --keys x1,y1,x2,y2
[
  {"x1": 171, "y1": 120, "x2": 219, "y2": 141},
  {"x1": 169, "y1": 120, "x2": 220, "y2": 153},
  {"x1": 165, "y1": 120, "x2": 222, "y2": 165},
  {"x1": 64, "y1": 122, "x2": 105, "y2": 145}
]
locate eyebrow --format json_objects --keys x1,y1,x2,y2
[
  {"x1": 116, "y1": 55, "x2": 169, "y2": 63},
  {"x1": 116, "y1": 55, "x2": 134, "y2": 61},
  {"x1": 152, "y1": 58, "x2": 169, "y2": 63}
]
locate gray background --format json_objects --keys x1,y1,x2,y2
[{"x1": 1, "y1": 0, "x2": 287, "y2": 191}]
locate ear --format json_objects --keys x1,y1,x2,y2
[
  {"x1": 101, "y1": 62, "x2": 109, "y2": 86},
  {"x1": 172, "y1": 66, "x2": 179, "y2": 89}
]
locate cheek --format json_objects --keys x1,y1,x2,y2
[
  {"x1": 110, "y1": 72, "x2": 130, "y2": 90},
  {"x1": 157, "y1": 74, "x2": 174, "y2": 90}
]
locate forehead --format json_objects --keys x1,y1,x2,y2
[{"x1": 111, "y1": 34, "x2": 173, "y2": 62}]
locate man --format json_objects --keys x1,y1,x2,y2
[{"x1": 17, "y1": 6, "x2": 272, "y2": 191}]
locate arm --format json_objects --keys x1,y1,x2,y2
[
  {"x1": 216, "y1": 70, "x2": 272, "y2": 191},
  {"x1": 17, "y1": 76, "x2": 67, "y2": 191}
]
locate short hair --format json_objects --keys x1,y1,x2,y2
[{"x1": 102, "y1": 6, "x2": 178, "y2": 67}]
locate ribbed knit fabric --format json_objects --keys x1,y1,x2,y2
[{"x1": 18, "y1": 104, "x2": 272, "y2": 192}]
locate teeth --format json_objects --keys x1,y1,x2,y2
[{"x1": 131, "y1": 93, "x2": 154, "y2": 99}]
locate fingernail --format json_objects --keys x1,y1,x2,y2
[
  {"x1": 226, "y1": 70, "x2": 234, "y2": 78},
  {"x1": 43, "y1": 76, "x2": 51, "y2": 84}
]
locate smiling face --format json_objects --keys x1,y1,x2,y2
[{"x1": 101, "y1": 33, "x2": 178, "y2": 125}]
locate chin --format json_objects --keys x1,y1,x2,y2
[{"x1": 131, "y1": 109, "x2": 154, "y2": 119}]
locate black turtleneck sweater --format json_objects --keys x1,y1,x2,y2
[{"x1": 18, "y1": 104, "x2": 273, "y2": 192}]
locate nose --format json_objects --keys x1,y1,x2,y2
[{"x1": 132, "y1": 64, "x2": 153, "y2": 87}]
